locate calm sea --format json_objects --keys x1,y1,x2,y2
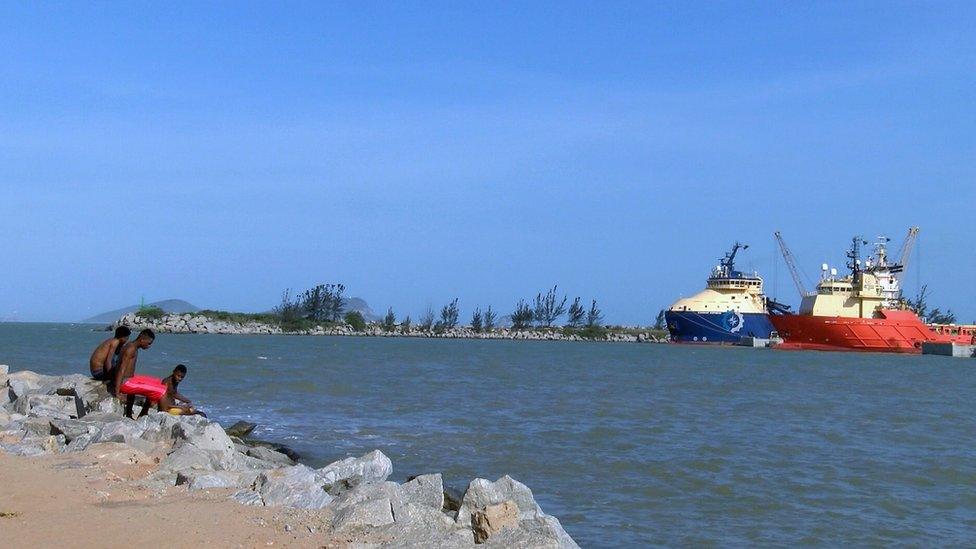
[{"x1": 2, "y1": 323, "x2": 975, "y2": 546}]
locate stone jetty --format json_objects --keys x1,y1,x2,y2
[
  {"x1": 112, "y1": 311, "x2": 669, "y2": 343},
  {"x1": 0, "y1": 365, "x2": 578, "y2": 547}
]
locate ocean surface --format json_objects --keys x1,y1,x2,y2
[{"x1": 3, "y1": 323, "x2": 976, "y2": 546}]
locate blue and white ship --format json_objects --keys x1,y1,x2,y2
[{"x1": 665, "y1": 242, "x2": 774, "y2": 344}]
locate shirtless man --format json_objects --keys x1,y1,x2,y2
[
  {"x1": 159, "y1": 364, "x2": 206, "y2": 417},
  {"x1": 89, "y1": 326, "x2": 131, "y2": 384},
  {"x1": 114, "y1": 328, "x2": 155, "y2": 418}
]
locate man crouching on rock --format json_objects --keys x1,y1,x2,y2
[
  {"x1": 114, "y1": 328, "x2": 155, "y2": 418},
  {"x1": 159, "y1": 364, "x2": 206, "y2": 417},
  {"x1": 89, "y1": 326, "x2": 131, "y2": 389}
]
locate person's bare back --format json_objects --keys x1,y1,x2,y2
[{"x1": 89, "y1": 326, "x2": 131, "y2": 381}]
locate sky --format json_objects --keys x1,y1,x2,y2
[{"x1": 2, "y1": 2, "x2": 975, "y2": 324}]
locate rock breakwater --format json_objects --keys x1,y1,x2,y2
[
  {"x1": 112, "y1": 312, "x2": 669, "y2": 343},
  {"x1": 0, "y1": 365, "x2": 579, "y2": 547}
]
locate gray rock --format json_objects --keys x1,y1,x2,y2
[
  {"x1": 0, "y1": 364, "x2": 7, "y2": 376},
  {"x1": 230, "y1": 489, "x2": 264, "y2": 506},
  {"x1": 401, "y1": 474, "x2": 444, "y2": 510},
  {"x1": 317, "y1": 449, "x2": 393, "y2": 487},
  {"x1": 0, "y1": 441, "x2": 46, "y2": 456},
  {"x1": 66, "y1": 433, "x2": 94, "y2": 452},
  {"x1": 176, "y1": 470, "x2": 254, "y2": 490},
  {"x1": 23, "y1": 417, "x2": 53, "y2": 437},
  {"x1": 472, "y1": 500, "x2": 519, "y2": 544},
  {"x1": 160, "y1": 444, "x2": 219, "y2": 472},
  {"x1": 481, "y1": 515, "x2": 580, "y2": 549},
  {"x1": 332, "y1": 496, "x2": 395, "y2": 531},
  {"x1": 224, "y1": 420, "x2": 256, "y2": 438},
  {"x1": 456, "y1": 476, "x2": 543, "y2": 528},
  {"x1": 173, "y1": 420, "x2": 236, "y2": 455},
  {"x1": 50, "y1": 418, "x2": 99, "y2": 442},
  {"x1": 254, "y1": 465, "x2": 332, "y2": 509},
  {"x1": 246, "y1": 445, "x2": 295, "y2": 466},
  {"x1": 94, "y1": 419, "x2": 155, "y2": 453},
  {"x1": 15, "y1": 394, "x2": 81, "y2": 418}
]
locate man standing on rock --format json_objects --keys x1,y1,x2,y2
[
  {"x1": 114, "y1": 328, "x2": 155, "y2": 418},
  {"x1": 89, "y1": 326, "x2": 130, "y2": 387}
]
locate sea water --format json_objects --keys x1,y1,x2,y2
[{"x1": 2, "y1": 323, "x2": 975, "y2": 546}]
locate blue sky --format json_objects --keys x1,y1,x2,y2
[{"x1": 2, "y1": 2, "x2": 975, "y2": 323}]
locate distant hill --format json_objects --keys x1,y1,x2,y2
[
  {"x1": 81, "y1": 299, "x2": 201, "y2": 324},
  {"x1": 345, "y1": 297, "x2": 380, "y2": 322}
]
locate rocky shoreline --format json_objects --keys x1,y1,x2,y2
[
  {"x1": 0, "y1": 365, "x2": 579, "y2": 547},
  {"x1": 111, "y1": 312, "x2": 670, "y2": 343}
]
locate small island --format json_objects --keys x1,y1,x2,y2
[{"x1": 107, "y1": 284, "x2": 670, "y2": 343}]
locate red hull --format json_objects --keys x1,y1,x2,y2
[{"x1": 769, "y1": 309, "x2": 972, "y2": 354}]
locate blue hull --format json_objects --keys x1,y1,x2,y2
[{"x1": 665, "y1": 310, "x2": 774, "y2": 344}]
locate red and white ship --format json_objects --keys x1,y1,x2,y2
[{"x1": 770, "y1": 229, "x2": 974, "y2": 353}]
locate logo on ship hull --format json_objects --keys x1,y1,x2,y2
[{"x1": 721, "y1": 310, "x2": 745, "y2": 333}]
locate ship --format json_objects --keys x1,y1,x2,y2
[
  {"x1": 769, "y1": 230, "x2": 972, "y2": 353},
  {"x1": 665, "y1": 242, "x2": 775, "y2": 344}
]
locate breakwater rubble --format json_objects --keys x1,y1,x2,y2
[
  {"x1": 0, "y1": 364, "x2": 579, "y2": 547},
  {"x1": 111, "y1": 312, "x2": 669, "y2": 343}
]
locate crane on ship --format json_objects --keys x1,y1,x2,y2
[
  {"x1": 891, "y1": 226, "x2": 919, "y2": 276},
  {"x1": 774, "y1": 231, "x2": 815, "y2": 299}
]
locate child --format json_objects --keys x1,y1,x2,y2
[{"x1": 159, "y1": 364, "x2": 206, "y2": 417}]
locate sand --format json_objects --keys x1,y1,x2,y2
[{"x1": 0, "y1": 445, "x2": 356, "y2": 548}]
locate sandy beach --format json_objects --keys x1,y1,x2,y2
[{"x1": 0, "y1": 446, "x2": 342, "y2": 548}]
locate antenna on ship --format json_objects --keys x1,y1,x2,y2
[{"x1": 846, "y1": 236, "x2": 868, "y2": 275}]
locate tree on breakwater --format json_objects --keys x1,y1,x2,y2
[
  {"x1": 471, "y1": 308, "x2": 483, "y2": 333},
  {"x1": 383, "y1": 308, "x2": 397, "y2": 332},
  {"x1": 483, "y1": 306, "x2": 496, "y2": 331},
  {"x1": 434, "y1": 298, "x2": 460, "y2": 333},
  {"x1": 511, "y1": 299, "x2": 534, "y2": 330},
  {"x1": 586, "y1": 300, "x2": 604, "y2": 328},
  {"x1": 419, "y1": 306, "x2": 435, "y2": 332},
  {"x1": 534, "y1": 286, "x2": 568, "y2": 327},
  {"x1": 566, "y1": 297, "x2": 585, "y2": 328}
]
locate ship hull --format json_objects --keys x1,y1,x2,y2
[
  {"x1": 769, "y1": 309, "x2": 969, "y2": 353},
  {"x1": 666, "y1": 310, "x2": 774, "y2": 344}
]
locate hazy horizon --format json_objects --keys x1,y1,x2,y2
[{"x1": 3, "y1": 3, "x2": 975, "y2": 324}]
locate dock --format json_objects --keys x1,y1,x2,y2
[{"x1": 921, "y1": 342, "x2": 976, "y2": 358}]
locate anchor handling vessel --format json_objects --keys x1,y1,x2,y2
[
  {"x1": 769, "y1": 229, "x2": 972, "y2": 353},
  {"x1": 665, "y1": 242, "x2": 775, "y2": 344}
]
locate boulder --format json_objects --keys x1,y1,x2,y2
[
  {"x1": 22, "y1": 417, "x2": 54, "y2": 437},
  {"x1": 224, "y1": 420, "x2": 256, "y2": 438},
  {"x1": 176, "y1": 470, "x2": 255, "y2": 491},
  {"x1": 401, "y1": 474, "x2": 444, "y2": 510},
  {"x1": 160, "y1": 444, "x2": 220, "y2": 472},
  {"x1": 481, "y1": 515, "x2": 579, "y2": 549},
  {"x1": 472, "y1": 500, "x2": 519, "y2": 544},
  {"x1": 0, "y1": 441, "x2": 46, "y2": 456},
  {"x1": 0, "y1": 364, "x2": 7, "y2": 376},
  {"x1": 253, "y1": 465, "x2": 332, "y2": 509},
  {"x1": 332, "y1": 496, "x2": 396, "y2": 531},
  {"x1": 173, "y1": 421, "x2": 236, "y2": 455},
  {"x1": 455, "y1": 476, "x2": 543, "y2": 528},
  {"x1": 15, "y1": 394, "x2": 82, "y2": 419},
  {"x1": 246, "y1": 445, "x2": 295, "y2": 466},
  {"x1": 230, "y1": 489, "x2": 264, "y2": 506},
  {"x1": 317, "y1": 449, "x2": 393, "y2": 488},
  {"x1": 50, "y1": 418, "x2": 99, "y2": 442},
  {"x1": 66, "y1": 433, "x2": 94, "y2": 452},
  {"x1": 94, "y1": 419, "x2": 155, "y2": 453}
]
